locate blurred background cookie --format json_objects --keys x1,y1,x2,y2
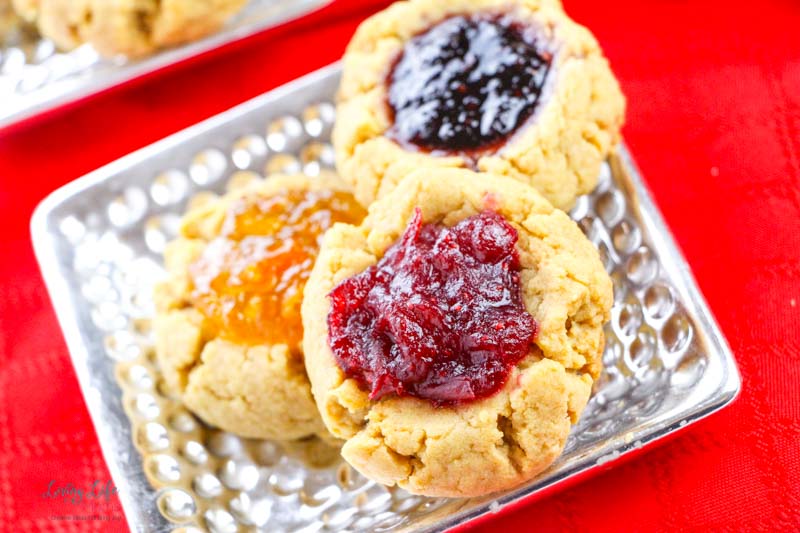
[
  {"x1": 0, "y1": 0, "x2": 22, "y2": 40},
  {"x1": 11, "y1": 0, "x2": 249, "y2": 57},
  {"x1": 334, "y1": 0, "x2": 625, "y2": 210},
  {"x1": 154, "y1": 173, "x2": 365, "y2": 440}
]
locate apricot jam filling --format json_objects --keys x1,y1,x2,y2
[
  {"x1": 190, "y1": 188, "x2": 366, "y2": 348},
  {"x1": 327, "y1": 209, "x2": 538, "y2": 404}
]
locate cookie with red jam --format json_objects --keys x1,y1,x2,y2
[
  {"x1": 153, "y1": 173, "x2": 366, "y2": 440},
  {"x1": 302, "y1": 169, "x2": 612, "y2": 497},
  {"x1": 333, "y1": 0, "x2": 625, "y2": 211}
]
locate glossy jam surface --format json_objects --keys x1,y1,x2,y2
[
  {"x1": 328, "y1": 209, "x2": 538, "y2": 404},
  {"x1": 190, "y1": 188, "x2": 366, "y2": 348},
  {"x1": 387, "y1": 14, "x2": 551, "y2": 154}
]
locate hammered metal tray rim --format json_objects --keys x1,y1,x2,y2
[
  {"x1": 31, "y1": 62, "x2": 741, "y2": 532},
  {"x1": 30, "y1": 62, "x2": 342, "y2": 204}
]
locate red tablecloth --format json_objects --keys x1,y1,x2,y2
[{"x1": 1, "y1": 0, "x2": 799, "y2": 531}]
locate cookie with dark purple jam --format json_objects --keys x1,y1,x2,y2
[{"x1": 334, "y1": 0, "x2": 625, "y2": 210}]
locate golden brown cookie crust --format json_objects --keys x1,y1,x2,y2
[
  {"x1": 12, "y1": 0, "x2": 248, "y2": 57},
  {"x1": 0, "y1": 0, "x2": 20, "y2": 39},
  {"x1": 154, "y1": 173, "x2": 351, "y2": 441},
  {"x1": 333, "y1": 0, "x2": 625, "y2": 211},
  {"x1": 302, "y1": 169, "x2": 613, "y2": 497}
]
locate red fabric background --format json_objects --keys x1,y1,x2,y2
[{"x1": 1, "y1": 0, "x2": 799, "y2": 531}]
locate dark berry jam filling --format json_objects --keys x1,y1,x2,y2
[
  {"x1": 387, "y1": 14, "x2": 552, "y2": 154},
  {"x1": 327, "y1": 209, "x2": 538, "y2": 405}
]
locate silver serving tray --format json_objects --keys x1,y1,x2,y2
[
  {"x1": 0, "y1": 0, "x2": 330, "y2": 130},
  {"x1": 32, "y1": 63, "x2": 740, "y2": 532}
]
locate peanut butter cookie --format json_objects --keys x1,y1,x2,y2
[
  {"x1": 334, "y1": 0, "x2": 625, "y2": 210},
  {"x1": 302, "y1": 169, "x2": 612, "y2": 496},
  {"x1": 154, "y1": 173, "x2": 365, "y2": 440}
]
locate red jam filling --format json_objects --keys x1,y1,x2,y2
[
  {"x1": 327, "y1": 209, "x2": 538, "y2": 404},
  {"x1": 387, "y1": 14, "x2": 552, "y2": 154}
]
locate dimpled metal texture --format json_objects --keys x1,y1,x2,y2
[
  {"x1": 0, "y1": 0, "x2": 330, "y2": 129},
  {"x1": 32, "y1": 65, "x2": 739, "y2": 532}
]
